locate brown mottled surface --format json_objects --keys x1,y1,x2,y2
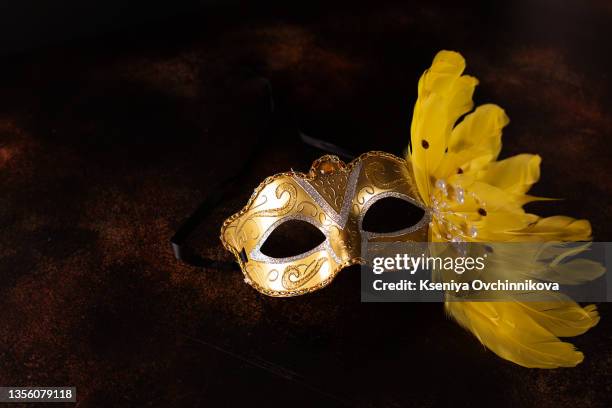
[{"x1": 1, "y1": 1, "x2": 611, "y2": 407}]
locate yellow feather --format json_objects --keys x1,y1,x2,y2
[
  {"x1": 511, "y1": 298, "x2": 599, "y2": 337},
  {"x1": 510, "y1": 216, "x2": 592, "y2": 241},
  {"x1": 445, "y1": 301, "x2": 587, "y2": 368},
  {"x1": 434, "y1": 104, "x2": 509, "y2": 179},
  {"x1": 410, "y1": 50, "x2": 478, "y2": 204},
  {"x1": 410, "y1": 50, "x2": 601, "y2": 368},
  {"x1": 477, "y1": 154, "x2": 541, "y2": 195}
]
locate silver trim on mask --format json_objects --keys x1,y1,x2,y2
[
  {"x1": 249, "y1": 213, "x2": 342, "y2": 265},
  {"x1": 292, "y1": 162, "x2": 362, "y2": 229},
  {"x1": 358, "y1": 191, "x2": 431, "y2": 240}
]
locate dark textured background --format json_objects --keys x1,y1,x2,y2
[{"x1": 0, "y1": 1, "x2": 611, "y2": 407}]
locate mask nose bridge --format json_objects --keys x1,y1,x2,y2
[
  {"x1": 325, "y1": 221, "x2": 360, "y2": 264},
  {"x1": 291, "y1": 161, "x2": 364, "y2": 264},
  {"x1": 324, "y1": 204, "x2": 365, "y2": 264}
]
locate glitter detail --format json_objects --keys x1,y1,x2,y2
[
  {"x1": 358, "y1": 191, "x2": 431, "y2": 240},
  {"x1": 435, "y1": 179, "x2": 448, "y2": 196},
  {"x1": 455, "y1": 187, "x2": 465, "y2": 204},
  {"x1": 293, "y1": 162, "x2": 362, "y2": 229},
  {"x1": 249, "y1": 213, "x2": 342, "y2": 265}
]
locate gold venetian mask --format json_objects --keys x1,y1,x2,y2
[
  {"x1": 220, "y1": 151, "x2": 431, "y2": 296},
  {"x1": 215, "y1": 50, "x2": 601, "y2": 369}
]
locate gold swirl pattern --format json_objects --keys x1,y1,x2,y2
[
  {"x1": 267, "y1": 269, "x2": 279, "y2": 282},
  {"x1": 308, "y1": 172, "x2": 349, "y2": 213},
  {"x1": 296, "y1": 201, "x2": 319, "y2": 218},
  {"x1": 237, "y1": 182, "x2": 297, "y2": 234},
  {"x1": 365, "y1": 161, "x2": 408, "y2": 190},
  {"x1": 355, "y1": 185, "x2": 376, "y2": 207},
  {"x1": 318, "y1": 212, "x2": 328, "y2": 226},
  {"x1": 281, "y1": 257, "x2": 327, "y2": 290}
]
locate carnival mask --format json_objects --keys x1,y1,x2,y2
[
  {"x1": 216, "y1": 50, "x2": 600, "y2": 369},
  {"x1": 220, "y1": 152, "x2": 431, "y2": 296}
]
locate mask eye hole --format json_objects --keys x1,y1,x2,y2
[
  {"x1": 260, "y1": 219, "x2": 326, "y2": 258},
  {"x1": 361, "y1": 196, "x2": 425, "y2": 233}
]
